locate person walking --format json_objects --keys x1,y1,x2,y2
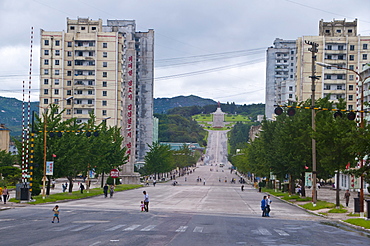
[
  {"x1": 140, "y1": 201, "x2": 145, "y2": 212},
  {"x1": 261, "y1": 195, "x2": 267, "y2": 217},
  {"x1": 2, "y1": 186, "x2": 9, "y2": 204},
  {"x1": 109, "y1": 185, "x2": 115, "y2": 198},
  {"x1": 0, "y1": 186, "x2": 2, "y2": 202},
  {"x1": 344, "y1": 190, "x2": 351, "y2": 207},
  {"x1": 143, "y1": 191, "x2": 149, "y2": 212},
  {"x1": 241, "y1": 185, "x2": 244, "y2": 191},
  {"x1": 52, "y1": 205, "x2": 60, "y2": 223},
  {"x1": 266, "y1": 195, "x2": 272, "y2": 217},
  {"x1": 80, "y1": 183, "x2": 85, "y2": 194},
  {"x1": 153, "y1": 180, "x2": 156, "y2": 187},
  {"x1": 103, "y1": 184, "x2": 108, "y2": 198}
]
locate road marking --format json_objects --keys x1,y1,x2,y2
[
  {"x1": 175, "y1": 226, "x2": 188, "y2": 232},
  {"x1": 0, "y1": 225, "x2": 15, "y2": 230},
  {"x1": 123, "y1": 225, "x2": 141, "y2": 231},
  {"x1": 193, "y1": 226, "x2": 203, "y2": 233},
  {"x1": 258, "y1": 228, "x2": 272, "y2": 235},
  {"x1": 73, "y1": 220, "x2": 109, "y2": 223},
  {"x1": 140, "y1": 225, "x2": 157, "y2": 231},
  {"x1": 71, "y1": 224, "x2": 94, "y2": 231},
  {"x1": 51, "y1": 224, "x2": 79, "y2": 231},
  {"x1": 105, "y1": 224, "x2": 126, "y2": 231},
  {"x1": 274, "y1": 229, "x2": 289, "y2": 236},
  {"x1": 89, "y1": 242, "x2": 101, "y2": 246}
]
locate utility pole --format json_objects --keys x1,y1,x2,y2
[{"x1": 305, "y1": 40, "x2": 319, "y2": 205}]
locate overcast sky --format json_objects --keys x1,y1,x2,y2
[{"x1": 1, "y1": 0, "x2": 370, "y2": 105}]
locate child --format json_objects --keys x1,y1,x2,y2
[
  {"x1": 140, "y1": 201, "x2": 145, "y2": 212},
  {"x1": 52, "y1": 205, "x2": 60, "y2": 223}
]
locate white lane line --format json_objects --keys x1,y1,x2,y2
[
  {"x1": 140, "y1": 225, "x2": 157, "y2": 231},
  {"x1": 0, "y1": 225, "x2": 15, "y2": 230},
  {"x1": 175, "y1": 226, "x2": 188, "y2": 232},
  {"x1": 105, "y1": 224, "x2": 126, "y2": 231},
  {"x1": 193, "y1": 226, "x2": 203, "y2": 233},
  {"x1": 71, "y1": 224, "x2": 94, "y2": 231},
  {"x1": 258, "y1": 228, "x2": 272, "y2": 235},
  {"x1": 274, "y1": 229, "x2": 289, "y2": 236},
  {"x1": 123, "y1": 225, "x2": 141, "y2": 231},
  {"x1": 89, "y1": 241, "x2": 101, "y2": 246}
]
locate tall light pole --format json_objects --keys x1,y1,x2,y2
[
  {"x1": 317, "y1": 61, "x2": 370, "y2": 216},
  {"x1": 306, "y1": 40, "x2": 319, "y2": 205}
]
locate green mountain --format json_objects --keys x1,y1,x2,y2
[
  {"x1": 154, "y1": 95, "x2": 217, "y2": 114},
  {"x1": 0, "y1": 96, "x2": 39, "y2": 138}
]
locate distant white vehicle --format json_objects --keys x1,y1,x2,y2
[{"x1": 219, "y1": 163, "x2": 224, "y2": 168}]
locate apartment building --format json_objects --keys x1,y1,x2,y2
[
  {"x1": 265, "y1": 38, "x2": 297, "y2": 119},
  {"x1": 39, "y1": 18, "x2": 154, "y2": 183},
  {"x1": 296, "y1": 19, "x2": 370, "y2": 111}
]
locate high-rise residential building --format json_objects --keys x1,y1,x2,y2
[
  {"x1": 39, "y1": 18, "x2": 154, "y2": 183},
  {"x1": 296, "y1": 19, "x2": 370, "y2": 111},
  {"x1": 265, "y1": 38, "x2": 297, "y2": 119}
]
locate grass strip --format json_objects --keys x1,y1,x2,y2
[{"x1": 343, "y1": 218, "x2": 370, "y2": 229}]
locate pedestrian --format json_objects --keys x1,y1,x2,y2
[
  {"x1": 0, "y1": 186, "x2": 2, "y2": 202},
  {"x1": 241, "y1": 185, "x2": 244, "y2": 191},
  {"x1": 80, "y1": 183, "x2": 85, "y2": 194},
  {"x1": 203, "y1": 179, "x2": 206, "y2": 185},
  {"x1": 110, "y1": 185, "x2": 115, "y2": 198},
  {"x1": 103, "y1": 183, "x2": 108, "y2": 198},
  {"x1": 143, "y1": 191, "x2": 149, "y2": 212},
  {"x1": 266, "y1": 195, "x2": 272, "y2": 217},
  {"x1": 261, "y1": 195, "x2": 267, "y2": 217},
  {"x1": 52, "y1": 205, "x2": 60, "y2": 223},
  {"x1": 62, "y1": 184, "x2": 66, "y2": 192},
  {"x1": 344, "y1": 190, "x2": 351, "y2": 207},
  {"x1": 65, "y1": 182, "x2": 68, "y2": 189},
  {"x1": 153, "y1": 180, "x2": 156, "y2": 187},
  {"x1": 140, "y1": 201, "x2": 145, "y2": 212},
  {"x1": 2, "y1": 186, "x2": 9, "y2": 204}
]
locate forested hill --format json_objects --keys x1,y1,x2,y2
[{"x1": 154, "y1": 95, "x2": 217, "y2": 114}]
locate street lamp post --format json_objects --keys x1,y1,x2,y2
[{"x1": 317, "y1": 62, "x2": 370, "y2": 216}]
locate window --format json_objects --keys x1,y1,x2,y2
[
  {"x1": 349, "y1": 55, "x2": 354, "y2": 61},
  {"x1": 88, "y1": 99, "x2": 93, "y2": 104},
  {"x1": 348, "y1": 29, "x2": 353, "y2": 33},
  {"x1": 290, "y1": 50, "x2": 294, "y2": 55},
  {"x1": 88, "y1": 71, "x2": 95, "y2": 75},
  {"x1": 67, "y1": 51, "x2": 72, "y2": 57},
  {"x1": 44, "y1": 59, "x2": 49, "y2": 65},
  {"x1": 76, "y1": 109, "x2": 82, "y2": 114},
  {"x1": 55, "y1": 70, "x2": 59, "y2": 75},
  {"x1": 103, "y1": 91, "x2": 107, "y2": 96},
  {"x1": 103, "y1": 52, "x2": 107, "y2": 58},
  {"x1": 88, "y1": 90, "x2": 93, "y2": 95},
  {"x1": 44, "y1": 89, "x2": 48, "y2": 95},
  {"x1": 67, "y1": 81, "x2": 72, "y2": 86},
  {"x1": 103, "y1": 62, "x2": 107, "y2": 67},
  {"x1": 70, "y1": 26, "x2": 75, "y2": 30},
  {"x1": 327, "y1": 45, "x2": 332, "y2": 50},
  {"x1": 349, "y1": 75, "x2": 354, "y2": 81},
  {"x1": 326, "y1": 55, "x2": 332, "y2": 60},
  {"x1": 55, "y1": 40, "x2": 60, "y2": 46},
  {"x1": 77, "y1": 90, "x2": 83, "y2": 95},
  {"x1": 349, "y1": 65, "x2": 354, "y2": 70},
  {"x1": 44, "y1": 40, "x2": 49, "y2": 45},
  {"x1": 44, "y1": 99, "x2": 48, "y2": 104},
  {"x1": 54, "y1": 79, "x2": 59, "y2": 85},
  {"x1": 55, "y1": 60, "x2": 59, "y2": 65},
  {"x1": 88, "y1": 80, "x2": 94, "y2": 85},
  {"x1": 44, "y1": 79, "x2": 49, "y2": 84},
  {"x1": 289, "y1": 94, "x2": 293, "y2": 99},
  {"x1": 363, "y1": 54, "x2": 368, "y2": 60},
  {"x1": 92, "y1": 27, "x2": 96, "y2": 30},
  {"x1": 66, "y1": 109, "x2": 71, "y2": 115},
  {"x1": 337, "y1": 74, "x2": 343, "y2": 80},
  {"x1": 338, "y1": 55, "x2": 344, "y2": 60},
  {"x1": 337, "y1": 85, "x2": 343, "y2": 90},
  {"x1": 325, "y1": 30, "x2": 330, "y2": 34},
  {"x1": 44, "y1": 50, "x2": 49, "y2": 55},
  {"x1": 290, "y1": 75, "x2": 293, "y2": 78},
  {"x1": 103, "y1": 72, "x2": 107, "y2": 77},
  {"x1": 44, "y1": 69, "x2": 49, "y2": 75},
  {"x1": 67, "y1": 71, "x2": 72, "y2": 76},
  {"x1": 291, "y1": 63, "x2": 293, "y2": 66},
  {"x1": 324, "y1": 85, "x2": 330, "y2": 90},
  {"x1": 89, "y1": 42, "x2": 94, "y2": 47},
  {"x1": 103, "y1": 81, "x2": 107, "y2": 87},
  {"x1": 363, "y1": 44, "x2": 368, "y2": 50},
  {"x1": 348, "y1": 105, "x2": 353, "y2": 110},
  {"x1": 102, "y1": 110, "x2": 107, "y2": 116},
  {"x1": 102, "y1": 100, "x2": 107, "y2": 106},
  {"x1": 338, "y1": 45, "x2": 344, "y2": 50},
  {"x1": 350, "y1": 45, "x2": 355, "y2": 51},
  {"x1": 76, "y1": 100, "x2": 82, "y2": 104},
  {"x1": 89, "y1": 51, "x2": 94, "y2": 56},
  {"x1": 103, "y1": 43, "x2": 107, "y2": 48},
  {"x1": 336, "y1": 29, "x2": 341, "y2": 33},
  {"x1": 68, "y1": 42, "x2": 72, "y2": 47},
  {"x1": 349, "y1": 95, "x2": 353, "y2": 101},
  {"x1": 325, "y1": 74, "x2": 331, "y2": 79},
  {"x1": 54, "y1": 89, "x2": 59, "y2": 95},
  {"x1": 55, "y1": 50, "x2": 60, "y2": 56},
  {"x1": 81, "y1": 26, "x2": 86, "y2": 30},
  {"x1": 349, "y1": 85, "x2": 354, "y2": 90},
  {"x1": 336, "y1": 94, "x2": 343, "y2": 99},
  {"x1": 54, "y1": 99, "x2": 59, "y2": 104},
  {"x1": 67, "y1": 90, "x2": 71, "y2": 95},
  {"x1": 67, "y1": 61, "x2": 72, "y2": 66}
]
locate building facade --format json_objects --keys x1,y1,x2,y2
[
  {"x1": 0, "y1": 124, "x2": 10, "y2": 152},
  {"x1": 39, "y1": 18, "x2": 154, "y2": 183},
  {"x1": 265, "y1": 38, "x2": 297, "y2": 119},
  {"x1": 296, "y1": 19, "x2": 370, "y2": 111}
]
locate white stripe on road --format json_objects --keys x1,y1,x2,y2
[
  {"x1": 175, "y1": 226, "x2": 188, "y2": 232},
  {"x1": 105, "y1": 224, "x2": 126, "y2": 231},
  {"x1": 258, "y1": 228, "x2": 272, "y2": 235},
  {"x1": 140, "y1": 225, "x2": 157, "y2": 231},
  {"x1": 123, "y1": 225, "x2": 141, "y2": 231},
  {"x1": 0, "y1": 225, "x2": 15, "y2": 230},
  {"x1": 71, "y1": 224, "x2": 94, "y2": 231},
  {"x1": 193, "y1": 226, "x2": 203, "y2": 233},
  {"x1": 274, "y1": 229, "x2": 289, "y2": 236}
]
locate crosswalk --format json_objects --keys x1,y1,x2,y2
[{"x1": 46, "y1": 223, "x2": 290, "y2": 236}]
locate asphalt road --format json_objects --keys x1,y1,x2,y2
[{"x1": 0, "y1": 130, "x2": 369, "y2": 245}]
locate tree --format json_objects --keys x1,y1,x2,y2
[{"x1": 144, "y1": 142, "x2": 174, "y2": 179}]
